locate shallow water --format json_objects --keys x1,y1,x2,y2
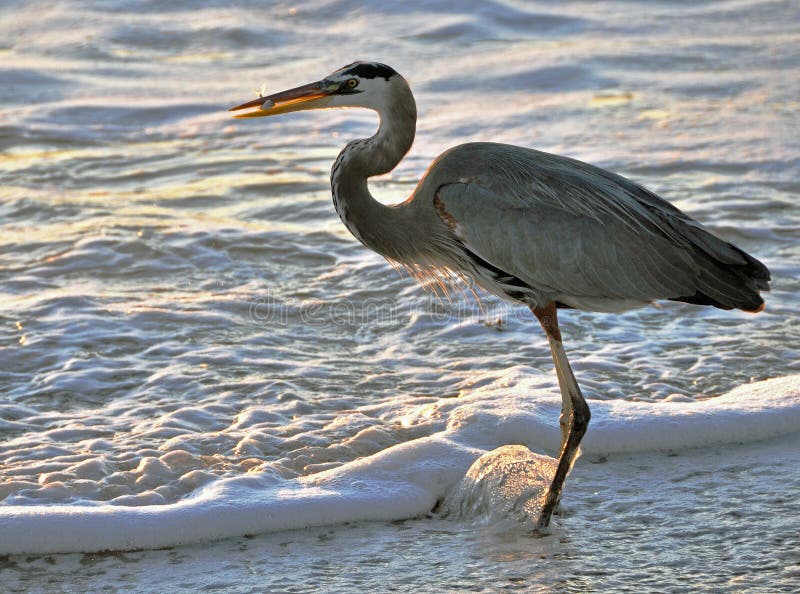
[
  {"x1": 4, "y1": 432, "x2": 800, "y2": 592},
  {"x1": 1, "y1": 0, "x2": 799, "y2": 591}
]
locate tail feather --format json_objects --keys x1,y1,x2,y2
[{"x1": 669, "y1": 220, "x2": 770, "y2": 312}]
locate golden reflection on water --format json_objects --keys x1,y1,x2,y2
[{"x1": 588, "y1": 92, "x2": 634, "y2": 108}]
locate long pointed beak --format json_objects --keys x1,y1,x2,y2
[{"x1": 229, "y1": 81, "x2": 334, "y2": 118}]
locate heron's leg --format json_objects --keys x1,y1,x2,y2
[{"x1": 531, "y1": 302, "x2": 591, "y2": 530}]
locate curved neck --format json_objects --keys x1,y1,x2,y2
[{"x1": 330, "y1": 84, "x2": 417, "y2": 261}]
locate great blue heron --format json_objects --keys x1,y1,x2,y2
[{"x1": 230, "y1": 61, "x2": 770, "y2": 529}]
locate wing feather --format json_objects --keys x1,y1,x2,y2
[
  {"x1": 436, "y1": 180, "x2": 698, "y2": 310},
  {"x1": 426, "y1": 143, "x2": 769, "y2": 312}
]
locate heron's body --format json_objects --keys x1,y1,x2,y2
[{"x1": 231, "y1": 61, "x2": 770, "y2": 529}]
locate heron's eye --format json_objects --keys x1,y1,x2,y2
[{"x1": 346, "y1": 78, "x2": 359, "y2": 88}]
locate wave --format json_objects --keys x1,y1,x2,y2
[{"x1": 1, "y1": 374, "x2": 798, "y2": 555}]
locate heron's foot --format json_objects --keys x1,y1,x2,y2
[
  {"x1": 536, "y1": 488, "x2": 560, "y2": 531},
  {"x1": 532, "y1": 499, "x2": 560, "y2": 535}
]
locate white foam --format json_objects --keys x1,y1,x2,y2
[{"x1": 1, "y1": 375, "x2": 798, "y2": 555}]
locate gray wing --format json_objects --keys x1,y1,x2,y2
[{"x1": 432, "y1": 143, "x2": 769, "y2": 312}]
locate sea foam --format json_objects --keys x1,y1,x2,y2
[{"x1": 1, "y1": 374, "x2": 798, "y2": 555}]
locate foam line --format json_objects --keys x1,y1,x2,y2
[{"x1": 1, "y1": 375, "x2": 798, "y2": 555}]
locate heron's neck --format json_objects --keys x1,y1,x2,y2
[{"x1": 330, "y1": 87, "x2": 417, "y2": 261}]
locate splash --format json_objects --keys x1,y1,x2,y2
[{"x1": 439, "y1": 445, "x2": 557, "y2": 530}]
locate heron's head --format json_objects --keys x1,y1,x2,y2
[{"x1": 229, "y1": 61, "x2": 404, "y2": 118}]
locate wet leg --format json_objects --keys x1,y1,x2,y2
[{"x1": 531, "y1": 302, "x2": 591, "y2": 529}]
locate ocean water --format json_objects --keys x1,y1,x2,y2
[{"x1": 1, "y1": 0, "x2": 799, "y2": 591}]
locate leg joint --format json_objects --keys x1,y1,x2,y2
[
  {"x1": 531, "y1": 302, "x2": 562, "y2": 342},
  {"x1": 571, "y1": 401, "x2": 591, "y2": 436}
]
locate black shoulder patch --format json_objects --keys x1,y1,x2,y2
[{"x1": 341, "y1": 62, "x2": 397, "y2": 81}]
